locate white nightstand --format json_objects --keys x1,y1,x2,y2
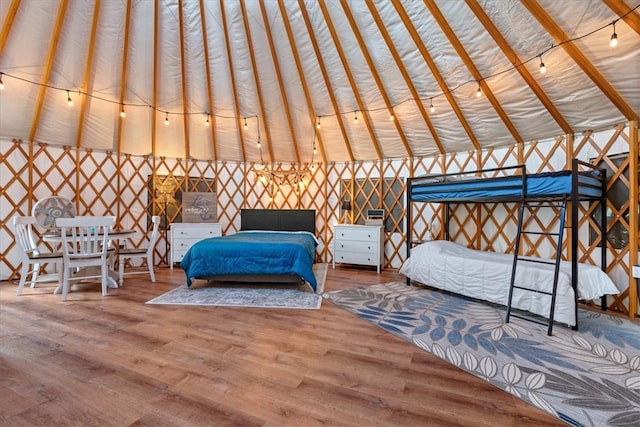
[
  {"x1": 332, "y1": 224, "x2": 384, "y2": 273},
  {"x1": 170, "y1": 223, "x2": 222, "y2": 268}
]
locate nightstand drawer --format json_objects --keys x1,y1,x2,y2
[
  {"x1": 334, "y1": 250, "x2": 379, "y2": 267},
  {"x1": 334, "y1": 239, "x2": 377, "y2": 254},
  {"x1": 334, "y1": 227, "x2": 380, "y2": 242}
]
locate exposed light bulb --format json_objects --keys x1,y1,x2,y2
[
  {"x1": 539, "y1": 56, "x2": 546, "y2": 74},
  {"x1": 0, "y1": 73, "x2": 4, "y2": 90},
  {"x1": 354, "y1": 112, "x2": 358, "y2": 124},
  {"x1": 164, "y1": 112, "x2": 169, "y2": 125},
  {"x1": 429, "y1": 98, "x2": 435, "y2": 113},
  {"x1": 257, "y1": 140, "x2": 261, "y2": 148},
  {"x1": 120, "y1": 105, "x2": 125, "y2": 118},
  {"x1": 313, "y1": 146, "x2": 317, "y2": 154},
  {"x1": 244, "y1": 118, "x2": 248, "y2": 130},
  {"x1": 316, "y1": 117, "x2": 320, "y2": 129},
  {"x1": 389, "y1": 110, "x2": 394, "y2": 121},
  {"x1": 205, "y1": 114, "x2": 210, "y2": 126},
  {"x1": 476, "y1": 84, "x2": 482, "y2": 98},
  {"x1": 610, "y1": 23, "x2": 618, "y2": 47},
  {"x1": 67, "y1": 90, "x2": 73, "y2": 106}
]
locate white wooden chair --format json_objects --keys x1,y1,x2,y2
[
  {"x1": 12, "y1": 215, "x2": 64, "y2": 296},
  {"x1": 56, "y1": 216, "x2": 116, "y2": 301},
  {"x1": 118, "y1": 216, "x2": 160, "y2": 285}
]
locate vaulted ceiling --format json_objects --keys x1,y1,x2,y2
[{"x1": 0, "y1": 0, "x2": 638, "y2": 164}]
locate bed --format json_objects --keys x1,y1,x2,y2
[
  {"x1": 400, "y1": 240, "x2": 619, "y2": 326},
  {"x1": 180, "y1": 209, "x2": 319, "y2": 291},
  {"x1": 403, "y1": 159, "x2": 615, "y2": 330}
]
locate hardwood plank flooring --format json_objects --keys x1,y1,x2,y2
[{"x1": 0, "y1": 265, "x2": 566, "y2": 426}]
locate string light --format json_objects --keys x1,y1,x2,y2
[
  {"x1": 353, "y1": 111, "x2": 358, "y2": 124},
  {"x1": 538, "y1": 55, "x2": 546, "y2": 74},
  {"x1": 164, "y1": 112, "x2": 169, "y2": 125},
  {"x1": 0, "y1": 5, "x2": 635, "y2": 128},
  {"x1": 244, "y1": 118, "x2": 248, "y2": 130},
  {"x1": 205, "y1": 113, "x2": 210, "y2": 126},
  {"x1": 429, "y1": 98, "x2": 435, "y2": 113},
  {"x1": 609, "y1": 22, "x2": 618, "y2": 47},
  {"x1": 389, "y1": 111, "x2": 395, "y2": 121}
]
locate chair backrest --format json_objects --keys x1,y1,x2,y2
[
  {"x1": 56, "y1": 216, "x2": 116, "y2": 262},
  {"x1": 147, "y1": 216, "x2": 161, "y2": 253},
  {"x1": 12, "y1": 215, "x2": 39, "y2": 257}
]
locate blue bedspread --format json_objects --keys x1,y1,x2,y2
[{"x1": 180, "y1": 231, "x2": 318, "y2": 290}]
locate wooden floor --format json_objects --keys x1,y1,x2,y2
[{"x1": 0, "y1": 266, "x2": 566, "y2": 427}]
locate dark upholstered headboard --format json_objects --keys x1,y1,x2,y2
[{"x1": 240, "y1": 209, "x2": 316, "y2": 234}]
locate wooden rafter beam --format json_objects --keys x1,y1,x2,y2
[
  {"x1": 258, "y1": 1, "x2": 301, "y2": 163},
  {"x1": 220, "y1": 0, "x2": 247, "y2": 162},
  {"x1": 318, "y1": 0, "x2": 384, "y2": 160},
  {"x1": 198, "y1": 0, "x2": 218, "y2": 161},
  {"x1": 392, "y1": 0, "x2": 480, "y2": 151},
  {"x1": 0, "y1": 0, "x2": 20, "y2": 55},
  {"x1": 178, "y1": 0, "x2": 190, "y2": 160},
  {"x1": 75, "y1": 0, "x2": 101, "y2": 150},
  {"x1": 466, "y1": 0, "x2": 573, "y2": 135},
  {"x1": 151, "y1": 0, "x2": 159, "y2": 157},
  {"x1": 522, "y1": 0, "x2": 639, "y2": 121},
  {"x1": 116, "y1": 0, "x2": 132, "y2": 155},
  {"x1": 603, "y1": 0, "x2": 640, "y2": 35},
  {"x1": 297, "y1": 0, "x2": 354, "y2": 162},
  {"x1": 341, "y1": 0, "x2": 413, "y2": 159},
  {"x1": 29, "y1": 0, "x2": 68, "y2": 145},
  {"x1": 276, "y1": 0, "x2": 327, "y2": 164},
  {"x1": 424, "y1": 0, "x2": 524, "y2": 144},
  {"x1": 367, "y1": 1, "x2": 443, "y2": 155}
]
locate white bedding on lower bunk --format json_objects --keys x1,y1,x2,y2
[{"x1": 399, "y1": 240, "x2": 619, "y2": 326}]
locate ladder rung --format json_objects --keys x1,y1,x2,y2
[
  {"x1": 509, "y1": 312, "x2": 550, "y2": 326},
  {"x1": 516, "y1": 257, "x2": 557, "y2": 266},
  {"x1": 512, "y1": 285, "x2": 553, "y2": 296}
]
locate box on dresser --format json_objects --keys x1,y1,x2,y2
[
  {"x1": 170, "y1": 223, "x2": 222, "y2": 269},
  {"x1": 332, "y1": 224, "x2": 384, "y2": 273}
]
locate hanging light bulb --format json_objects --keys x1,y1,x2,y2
[
  {"x1": 120, "y1": 104, "x2": 125, "y2": 118},
  {"x1": 316, "y1": 117, "x2": 320, "y2": 129},
  {"x1": 164, "y1": 112, "x2": 169, "y2": 125},
  {"x1": 67, "y1": 90, "x2": 73, "y2": 106},
  {"x1": 0, "y1": 72, "x2": 4, "y2": 90},
  {"x1": 609, "y1": 22, "x2": 618, "y2": 47},
  {"x1": 389, "y1": 109, "x2": 394, "y2": 121},
  {"x1": 476, "y1": 83, "x2": 482, "y2": 98},
  {"x1": 353, "y1": 111, "x2": 358, "y2": 124},
  {"x1": 429, "y1": 98, "x2": 435, "y2": 113},
  {"x1": 539, "y1": 55, "x2": 546, "y2": 74},
  {"x1": 244, "y1": 118, "x2": 248, "y2": 130},
  {"x1": 205, "y1": 113, "x2": 210, "y2": 126},
  {"x1": 257, "y1": 139, "x2": 261, "y2": 148}
]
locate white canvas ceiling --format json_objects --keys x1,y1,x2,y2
[{"x1": 0, "y1": 0, "x2": 638, "y2": 164}]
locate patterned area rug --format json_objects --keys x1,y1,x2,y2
[
  {"x1": 324, "y1": 282, "x2": 640, "y2": 427},
  {"x1": 147, "y1": 263, "x2": 327, "y2": 309}
]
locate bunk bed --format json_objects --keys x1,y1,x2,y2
[{"x1": 402, "y1": 159, "x2": 619, "y2": 334}]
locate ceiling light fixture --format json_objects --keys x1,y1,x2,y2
[
  {"x1": 429, "y1": 98, "x2": 435, "y2": 113},
  {"x1": 609, "y1": 22, "x2": 618, "y2": 47},
  {"x1": 164, "y1": 112, "x2": 169, "y2": 125},
  {"x1": 67, "y1": 90, "x2": 73, "y2": 106},
  {"x1": 538, "y1": 55, "x2": 546, "y2": 74}
]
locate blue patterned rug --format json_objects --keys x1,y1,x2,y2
[
  {"x1": 147, "y1": 263, "x2": 327, "y2": 309},
  {"x1": 324, "y1": 282, "x2": 640, "y2": 427}
]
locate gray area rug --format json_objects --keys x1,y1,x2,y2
[
  {"x1": 324, "y1": 282, "x2": 640, "y2": 427},
  {"x1": 147, "y1": 263, "x2": 327, "y2": 309}
]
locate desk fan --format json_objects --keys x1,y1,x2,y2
[{"x1": 32, "y1": 196, "x2": 76, "y2": 228}]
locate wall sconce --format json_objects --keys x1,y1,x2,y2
[{"x1": 341, "y1": 199, "x2": 352, "y2": 224}]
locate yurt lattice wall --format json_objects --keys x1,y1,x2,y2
[{"x1": 0, "y1": 122, "x2": 637, "y2": 318}]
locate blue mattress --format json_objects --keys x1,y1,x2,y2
[
  {"x1": 410, "y1": 170, "x2": 603, "y2": 202},
  {"x1": 180, "y1": 231, "x2": 318, "y2": 290}
]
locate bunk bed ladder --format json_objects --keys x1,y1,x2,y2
[{"x1": 505, "y1": 197, "x2": 567, "y2": 336}]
